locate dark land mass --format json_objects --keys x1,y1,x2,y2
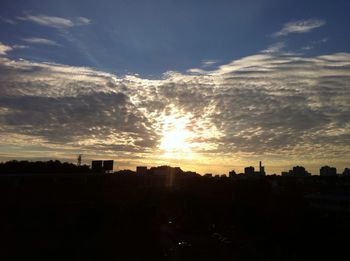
[{"x1": 0, "y1": 162, "x2": 350, "y2": 260}]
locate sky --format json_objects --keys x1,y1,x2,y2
[{"x1": 0, "y1": 0, "x2": 350, "y2": 175}]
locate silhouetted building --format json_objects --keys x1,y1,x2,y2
[
  {"x1": 259, "y1": 161, "x2": 266, "y2": 176},
  {"x1": 136, "y1": 166, "x2": 148, "y2": 175},
  {"x1": 149, "y1": 165, "x2": 183, "y2": 176},
  {"x1": 284, "y1": 166, "x2": 311, "y2": 177},
  {"x1": 103, "y1": 160, "x2": 114, "y2": 172},
  {"x1": 91, "y1": 160, "x2": 103, "y2": 172},
  {"x1": 244, "y1": 161, "x2": 266, "y2": 176},
  {"x1": 204, "y1": 173, "x2": 213, "y2": 178},
  {"x1": 320, "y1": 166, "x2": 337, "y2": 177},
  {"x1": 174, "y1": 167, "x2": 182, "y2": 174},
  {"x1": 184, "y1": 171, "x2": 198, "y2": 177},
  {"x1": 245, "y1": 166, "x2": 255, "y2": 175},
  {"x1": 343, "y1": 168, "x2": 350, "y2": 176}
]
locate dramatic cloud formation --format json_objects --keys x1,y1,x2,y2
[
  {"x1": 17, "y1": 14, "x2": 91, "y2": 28},
  {"x1": 22, "y1": 37, "x2": 60, "y2": 46},
  {"x1": 0, "y1": 51, "x2": 350, "y2": 173},
  {"x1": 274, "y1": 19, "x2": 326, "y2": 36}
]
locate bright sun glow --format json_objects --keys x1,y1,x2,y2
[
  {"x1": 160, "y1": 115, "x2": 194, "y2": 153},
  {"x1": 160, "y1": 112, "x2": 194, "y2": 157},
  {"x1": 157, "y1": 105, "x2": 224, "y2": 160}
]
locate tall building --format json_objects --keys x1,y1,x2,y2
[
  {"x1": 244, "y1": 166, "x2": 255, "y2": 175},
  {"x1": 259, "y1": 161, "x2": 266, "y2": 176}
]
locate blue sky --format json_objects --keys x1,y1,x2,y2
[
  {"x1": 1, "y1": 0, "x2": 350, "y2": 77},
  {"x1": 1, "y1": 0, "x2": 350, "y2": 174}
]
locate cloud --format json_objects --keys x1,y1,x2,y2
[
  {"x1": 274, "y1": 19, "x2": 326, "y2": 37},
  {"x1": 22, "y1": 37, "x2": 61, "y2": 46},
  {"x1": 301, "y1": 38, "x2": 329, "y2": 52},
  {"x1": 0, "y1": 42, "x2": 13, "y2": 55},
  {"x1": 261, "y1": 42, "x2": 286, "y2": 53},
  {"x1": 0, "y1": 17, "x2": 17, "y2": 24},
  {"x1": 17, "y1": 14, "x2": 91, "y2": 29},
  {"x1": 301, "y1": 45, "x2": 313, "y2": 51},
  {"x1": 75, "y1": 17, "x2": 91, "y2": 25},
  {"x1": 0, "y1": 51, "x2": 350, "y2": 173},
  {"x1": 12, "y1": 44, "x2": 29, "y2": 50},
  {"x1": 201, "y1": 59, "x2": 219, "y2": 67}
]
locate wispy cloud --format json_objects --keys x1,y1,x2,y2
[
  {"x1": 22, "y1": 37, "x2": 61, "y2": 46},
  {"x1": 201, "y1": 59, "x2": 219, "y2": 67},
  {"x1": 13, "y1": 44, "x2": 29, "y2": 49},
  {"x1": 261, "y1": 42, "x2": 286, "y2": 53},
  {"x1": 274, "y1": 19, "x2": 326, "y2": 37},
  {"x1": 301, "y1": 45, "x2": 313, "y2": 51},
  {"x1": 0, "y1": 17, "x2": 17, "y2": 24},
  {"x1": 17, "y1": 14, "x2": 91, "y2": 29},
  {"x1": 76, "y1": 17, "x2": 91, "y2": 25},
  {"x1": 0, "y1": 42, "x2": 13, "y2": 55},
  {"x1": 301, "y1": 38, "x2": 328, "y2": 52}
]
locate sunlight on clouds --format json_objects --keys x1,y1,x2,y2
[
  {"x1": 0, "y1": 42, "x2": 13, "y2": 55},
  {"x1": 1, "y1": 52, "x2": 350, "y2": 174},
  {"x1": 157, "y1": 105, "x2": 224, "y2": 160}
]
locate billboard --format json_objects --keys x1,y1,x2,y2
[
  {"x1": 103, "y1": 160, "x2": 114, "y2": 171},
  {"x1": 91, "y1": 160, "x2": 103, "y2": 172}
]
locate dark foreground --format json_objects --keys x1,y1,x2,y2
[{"x1": 0, "y1": 174, "x2": 349, "y2": 260}]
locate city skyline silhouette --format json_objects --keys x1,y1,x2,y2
[{"x1": 1, "y1": 1, "x2": 350, "y2": 260}]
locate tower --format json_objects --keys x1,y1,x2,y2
[{"x1": 259, "y1": 161, "x2": 266, "y2": 176}]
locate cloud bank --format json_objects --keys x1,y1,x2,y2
[{"x1": 0, "y1": 51, "x2": 350, "y2": 173}]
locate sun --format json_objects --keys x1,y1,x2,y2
[
  {"x1": 160, "y1": 127, "x2": 192, "y2": 151},
  {"x1": 159, "y1": 115, "x2": 193, "y2": 153},
  {"x1": 157, "y1": 106, "x2": 223, "y2": 160}
]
